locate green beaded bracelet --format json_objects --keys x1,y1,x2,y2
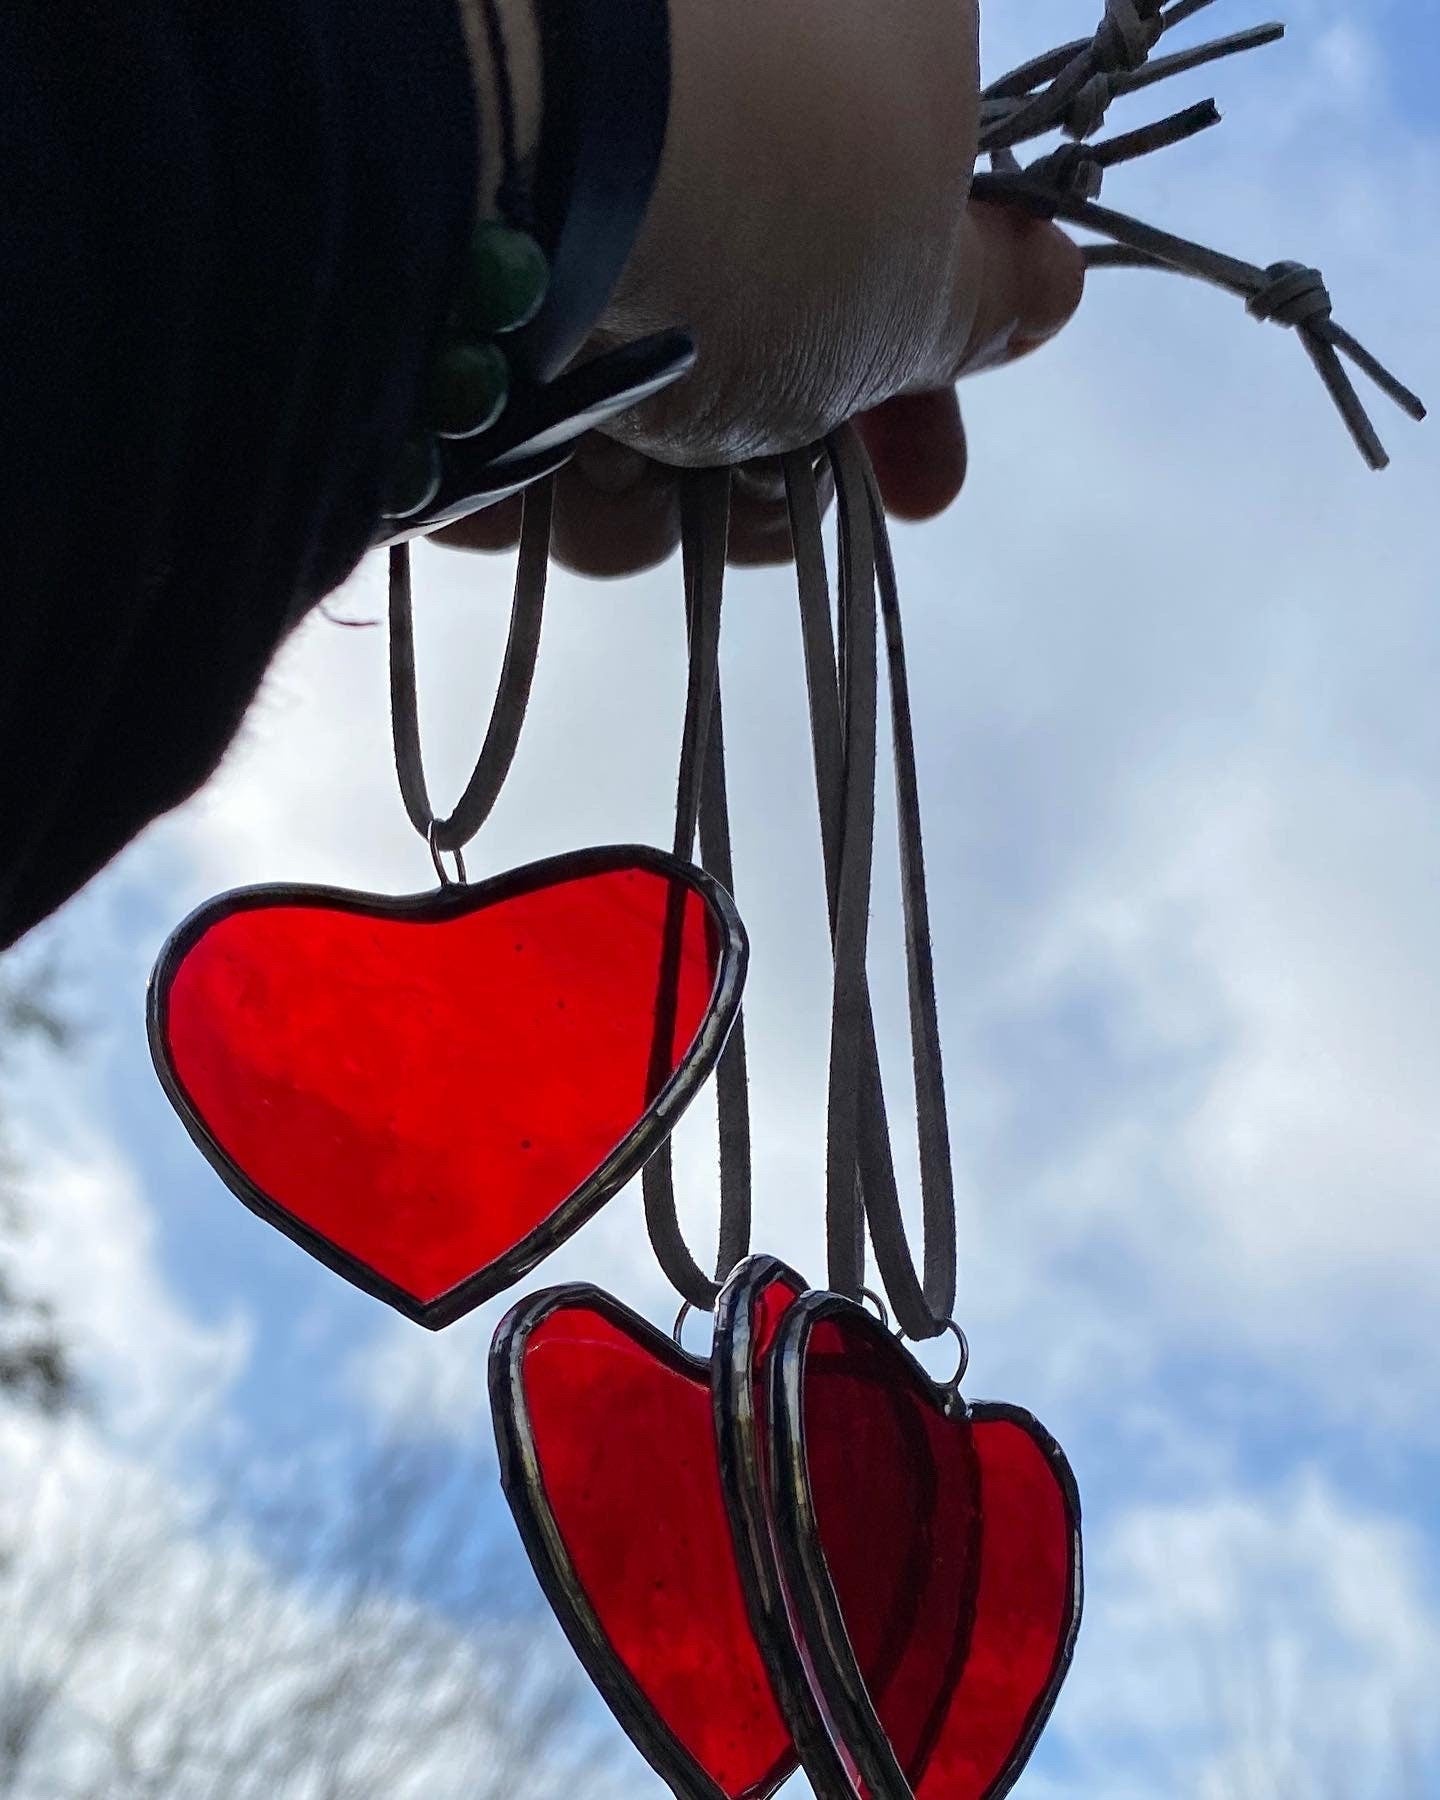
[
  {"x1": 382, "y1": 219, "x2": 550, "y2": 521},
  {"x1": 423, "y1": 341, "x2": 510, "y2": 440},
  {"x1": 454, "y1": 220, "x2": 550, "y2": 338}
]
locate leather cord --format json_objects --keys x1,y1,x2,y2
[
  {"x1": 696, "y1": 662, "x2": 755, "y2": 1287},
  {"x1": 381, "y1": 0, "x2": 1425, "y2": 1338},
  {"x1": 785, "y1": 445, "x2": 918, "y2": 1326},
  {"x1": 822, "y1": 427, "x2": 879, "y2": 1304},
  {"x1": 642, "y1": 468, "x2": 754, "y2": 1310},
  {"x1": 862, "y1": 451, "x2": 957, "y2": 1332},
  {"x1": 981, "y1": 1, "x2": 1280, "y2": 153},
  {"x1": 389, "y1": 475, "x2": 553, "y2": 855},
  {"x1": 975, "y1": 0, "x2": 1425, "y2": 470},
  {"x1": 785, "y1": 430, "x2": 959, "y2": 1339}
]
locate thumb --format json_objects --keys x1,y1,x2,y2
[{"x1": 943, "y1": 200, "x2": 1085, "y2": 382}]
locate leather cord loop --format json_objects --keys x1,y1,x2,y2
[
  {"x1": 823, "y1": 427, "x2": 880, "y2": 1303},
  {"x1": 642, "y1": 469, "x2": 753, "y2": 1312},
  {"x1": 389, "y1": 475, "x2": 553, "y2": 859},
  {"x1": 786, "y1": 447, "x2": 924, "y2": 1331},
  {"x1": 861, "y1": 452, "x2": 958, "y2": 1330},
  {"x1": 785, "y1": 432, "x2": 959, "y2": 1338}
]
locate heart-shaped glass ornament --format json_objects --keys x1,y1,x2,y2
[
  {"x1": 494, "y1": 1257, "x2": 1077, "y2": 1800},
  {"x1": 149, "y1": 846, "x2": 745, "y2": 1328},
  {"x1": 715, "y1": 1255, "x2": 958, "y2": 1794},
  {"x1": 718, "y1": 1253, "x2": 992, "y2": 1796},
  {"x1": 756, "y1": 1291, "x2": 1082, "y2": 1800},
  {"x1": 490, "y1": 1281, "x2": 799, "y2": 1800}
]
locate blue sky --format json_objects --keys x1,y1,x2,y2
[{"x1": 3, "y1": 1, "x2": 1439, "y2": 1795}]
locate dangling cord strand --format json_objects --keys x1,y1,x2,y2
[
  {"x1": 389, "y1": 475, "x2": 554, "y2": 862},
  {"x1": 784, "y1": 435, "x2": 887, "y2": 1309},
  {"x1": 642, "y1": 469, "x2": 754, "y2": 1312},
  {"x1": 861, "y1": 451, "x2": 958, "y2": 1333},
  {"x1": 784, "y1": 431, "x2": 959, "y2": 1337},
  {"x1": 819, "y1": 428, "x2": 880, "y2": 1303},
  {"x1": 784, "y1": 446, "x2": 859, "y2": 1294},
  {"x1": 697, "y1": 662, "x2": 755, "y2": 1286}
]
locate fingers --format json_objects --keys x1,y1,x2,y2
[
  {"x1": 946, "y1": 202, "x2": 1085, "y2": 381},
  {"x1": 847, "y1": 203, "x2": 1080, "y2": 524},
  {"x1": 424, "y1": 201, "x2": 1083, "y2": 571},
  {"x1": 426, "y1": 443, "x2": 681, "y2": 579},
  {"x1": 424, "y1": 438, "x2": 839, "y2": 576},
  {"x1": 550, "y1": 443, "x2": 681, "y2": 579},
  {"x1": 427, "y1": 492, "x2": 524, "y2": 554},
  {"x1": 855, "y1": 390, "x2": 968, "y2": 521},
  {"x1": 725, "y1": 455, "x2": 837, "y2": 566}
]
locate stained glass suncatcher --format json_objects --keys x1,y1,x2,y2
[
  {"x1": 492, "y1": 1283, "x2": 798, "y2": 1799},
  {"x1": 149, "y1": 847, "x2": 745, "y2": 1327},
  {"x1": 767, "y1": 1293, "x2": 1082, "y2": 1798}
]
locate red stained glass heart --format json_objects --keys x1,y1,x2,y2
[
  {"x1": 716, "y1": 1255, "x2": 954, "y2": 1792},
  {"x1": 490, "y1": 1283, "x2": 801, "y2": 1799},
  {"x1": 148, "y1": 847, "x2": 745, "y2": 1327},
  {"x1": 764, "y1": 1293, "x2": 1082, "y2": 1799}
]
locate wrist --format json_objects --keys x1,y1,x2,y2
[
  {"x1": 375, "y1": 0, "x2": 688, "y2": 542},
  {"x1": 454, "y1": 0, "x2": 542, "y2": 220}
]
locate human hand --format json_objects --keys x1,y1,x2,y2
[{"x1": 435, "y1": 0, "x2": 1083, "y2": 574}]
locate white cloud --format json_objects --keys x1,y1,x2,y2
[
  {"x1": 7, "y1": 14, "x2": 1438, "y2": 1794},
  {"x1": 1054, "y1": 1471, "x2": 1440, "y2": 1797},
  {"x1": 5, "y1": 1107, "x2": 248, "y2": 1439},
  {"x1": 957, "y1": 739, "x2": 1440, "y2": 1403},
  {"x1": 136, "y1": 42, "x2": 1440, "y2": 1445}
]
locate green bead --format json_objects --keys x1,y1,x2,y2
[
  {"x1": 381, "y1": 432, "x2": 441, "y2": 520},
  {"x1": 454, "y1": 220, "x2": 549, "y2": 338},
  {"x1": 422, "y1": 339, "x2": 510, "y2": 439}
]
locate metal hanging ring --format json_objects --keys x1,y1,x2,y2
[
  {"x1": 860, "y1": 1287, "x2": 891, "y2": 1332},
  {"x1": 899, "y1": 1317, "x2": 970, "y2": 1396},
  {"x1": 427, "y1": 821, "x2": 468, "y2": 888},
  {"x1": 932, "y1": 1318, "x2": 970, "y2": 1397},
  {"x1": 672, "y1": 1299, "x2": 710, "y2": 1352}
]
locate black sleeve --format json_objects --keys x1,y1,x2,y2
[{"x1": 0, "y1": 0, "x2": 480, "y2": 949}]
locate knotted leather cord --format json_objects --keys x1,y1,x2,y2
[
  {"x1": 641, "y1": 468, "x2": 755, "y2": 1311},
  {"x1": 389, "y1": 476, "x2": 554, "y2": 856},
  {"x1": 784, "y1": 436, "x2": 959, "y2": 1338},
  {"x1": 973, "y1": 0, "x2": 1425, "y2": 469}
]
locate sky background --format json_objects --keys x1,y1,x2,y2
[{"x1": 3, "y1": 1, "x2": 1438, "y2": 1794}]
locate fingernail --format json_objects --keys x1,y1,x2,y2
[
  {"x1": 1005, "y1": 319, "x2": 1067, "y2": 360},
  {"x1": 575, "y1": 439, "x2": 649, "y2": 495},
  {"x1": 732, "y1": 457, "x2": 788, "y2": 504}
]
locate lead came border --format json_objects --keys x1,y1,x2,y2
[
  {"x1": 147, "y1": 843, "x2": 747, "y2": 1330},
  {"x1": 490, "y1": 1283, "x2": 798, "y2": 1800},
  {"x1": 767, "y1": 1292, "x2": 1084, "y2": 1800}
]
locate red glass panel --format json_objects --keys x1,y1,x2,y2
[
  {"x1": 158, "y1": 862, "x2": 722, "y2": 1309},
  {"x1": 924, "y1": 1411, "x2": 1076, "y2": 1794},
  {"x1": 798, "y1": 1310, "x2": 1076, "y2": 1797},
  {"x1": 517, "y1": 1297, "x2": 794, "y2": 1799},
  {"x1": 801, "y1": 1317, "x2": 983, "y2": 1782},
  {"x1": 719, "y1": 1263, "x2": 871, "y2": 1792}
]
